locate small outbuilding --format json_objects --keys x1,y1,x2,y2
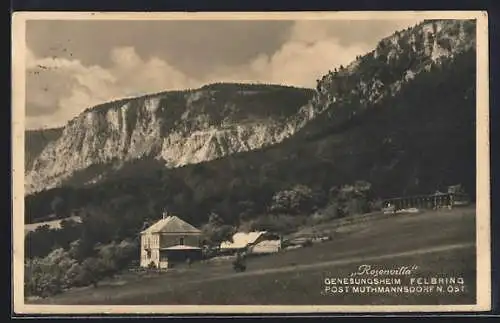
[{"x1": 220, "y1": 231, "x2": 282, "y2": 255}]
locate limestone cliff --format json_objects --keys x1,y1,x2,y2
[
  {"x1": 25, "y1": 84, "x2": 317, "y2": 194},
  {"x1": 310, "y1": 19, "x2": 476, "y2": 133}
]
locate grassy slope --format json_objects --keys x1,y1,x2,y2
[{"x1": 30, "y1": 206, "x2": 476, "y2": 305}]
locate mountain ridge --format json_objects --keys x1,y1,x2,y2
[
  {"x1": 25, "y1": 83, "x2": 317, "y2": 194},
  {"x1": 25, "y1": 19, "x2": 477, "y2": 226}
]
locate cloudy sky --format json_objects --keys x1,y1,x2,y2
[{"x1": 25, "y1": 18, "x2": 422, "y2": 130}]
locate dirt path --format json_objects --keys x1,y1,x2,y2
[{"x1": 182, "y1": 242, "x2": 475, "y2": 285}]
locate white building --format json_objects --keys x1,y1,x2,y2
[{"x1": 140, "y1": 213, "x2": 202, "y2": 269}]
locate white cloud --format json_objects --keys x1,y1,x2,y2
[
  {"x1": 205, "y1": 21, "x2": 370, "y2": 88},
  {"x1": 26, "y1": 46, "x2": 205, "y2": 129},
  {"x1": 26, "y1": 19, "x2": 417, "y2": 130},
  {"x1": 252, "y1": 38, "x2": 367, "y2": 87},
  {"x1": 110, "y1": 46, "x2": 142, "y2": 69}
]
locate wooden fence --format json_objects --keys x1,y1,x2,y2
[{"x1": 382, "y1": 193, "x2": 469, "y2": 211}]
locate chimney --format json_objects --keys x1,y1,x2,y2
[{"x1": 162, "y1": 210, "x2": 168, "y2": 219}]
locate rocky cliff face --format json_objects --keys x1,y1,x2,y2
[
  {"x1": 25, "y1": 19, "x2": 476, "y2": 197},
  {"x1": 25, "y1": 127, "x2": 63, "y2": 170},
  {"x1": 308, "y1": 19, "x2": 476, "y2": 135},
  {"x1": 25, "y1": 84, "x2": 317, "y2": 194}
]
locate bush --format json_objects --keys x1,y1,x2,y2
[
  {"x1": 115, "y1": 240, "x2": 139, "y2": 268},
  {"x1": 33, "y1": 271, "x2": 63, "y2": 298},
  {"x1": 24, "y1": 248, "x2": 76, "y2": 297},
  {"x1": 201, "y1": 213, "x2": 237, "y2": 247},
  {"x1": 64, "y1": 262, "x2": 87, "y2": 287},
  {"x1": 314, "y1": 203, "x2": 341, "y2": 222},
  {"x1": 81, "y1": 257, "x2": 106, "y2": 287},
  {"x1": 334, "y1": 181, "x2": 373, "y2": 217},
  {"x1": 25, "y1": 240, "x2": 140, "y2": 297},
  {"x1": 346, "y1": 197, "x2": 370, "y2": 215},
  {"x1": 369, "y1": 199, "x2": 384, "y2": 212},
  {"x1": 301, "y1": 239, "x2": 313, "y2": 248},
  {"x1": 269, "y1": 185, "x2": 316, "y2": 215}
]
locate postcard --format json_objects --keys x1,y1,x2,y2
[{"x1": 12, "y1": 10, "x2": 490, "y2": 315}]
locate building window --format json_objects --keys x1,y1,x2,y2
[{"x1": 179, "y1": 237, "x2": 184, "y2": 245}]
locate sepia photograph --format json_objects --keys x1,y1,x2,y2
[{"x1": 12, "y1": 11, "x2": 490, "y2": 314}]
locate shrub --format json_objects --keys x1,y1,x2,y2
[
  {"x1": 64, "y1": 262, "x2": 87, "y2": 287},
  {"x1": 269, "y1": 185, "x2": 316, "y2": 215},
  {"x1": 24, "y1": 248, "x2": 76, "y2": 297},
  {"x1": 319, "y1": 203, "x2": 341, "y2": 220},
  {"x1": 147, "y1": 261, "x2": 157, "y2": 269},
  {"x1": 201, "y1": 213, "x2": 237, "y2": 247},
  {"x1": 25, "y1": 238, "x2": 142, "y2": 297},
  {"x1": 301, "y1": 239, "x2": 313, "y2": 248},
  {"x1": 81, "y1": 257, "x2": 106, "y2": 287},
  {"x1": 369, "y1": 199, "x2": 384, "y2": 212}
]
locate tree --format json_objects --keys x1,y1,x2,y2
[
  {"x1": 447, "y1": 183, "x2": 465, "y2": 194},
  {"x1": 25, "y1": 225, "x2": 58, "y2": 259},
  {"x1": 328, "y1": 186, "x2": 340, "y2": 201},
  {"x1": 237, "y1": 200, "x2": 256, "y2": 223},
  {"x1": 206, "y1": 224, "x2": 235, "y2": 247},
  {"x1": 57, "y1": 219, "x2": 83, "y2": 250},
  {"x1": 64, "y1": 262, "x2": 86, "y2": 287},
  {"x1": 321, "y1": 202, "x2": 340, "y2": 219},
  {"x1": 68, "y1": 238, "x2": 94, "y2": 262},
  {"x1": 335, "y1": 181, "x2": 373, "y2": 217},
  {"x1": 201, "y1": 213, "x2": 236, "y2": 247},
  {"x1": 96, "y1": 243, "x2": 119, "y2": 277},
  {"x1": 51, "y1": 196, "x2": 68, "y2": 219},
  {"x1": 95, "y1": 239, "x2": 138, "y2": 273},
  {"x1": 24, "y1": 248, "x2": 76, "y2": 297},
  {"x1": 369, "y1": 199, "x2": 384, "y2": 212},
  {"x1": 81, "y1": 257, "x2": 106, "y2": 287},
  {"x1": 79, "y1": 206, "x2": 114, "y2": 246},
  {"x1": 269, "y1": 184, "x2": 316, "y2": 215},
  {"x1": 207, "y1": 212, "x2": 224, "y2": 226},
  {"x1": 114, "y1": 239, "x2": 138, "y2": 268}
]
